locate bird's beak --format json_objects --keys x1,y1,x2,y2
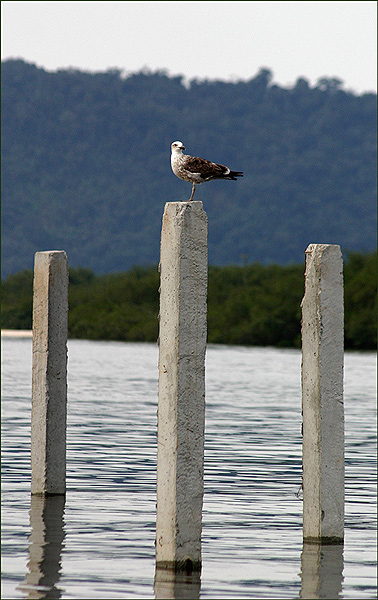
[{"x1": 182, "y1": 146, "x2": 185, "y2": 151}]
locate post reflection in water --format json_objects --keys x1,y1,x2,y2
[
  {"x1": 154, "y1": 566, "x2": 201, "y2": 600},
  {"x1": 18, "y1": 494, "x2": 66, "y2": 600},
  {"x1": 300, "y1": 542, "x2": 344, "y2": 599}
]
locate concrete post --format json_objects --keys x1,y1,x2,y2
[
  {"x1": 301, "y1": 243, "x2": 344, "y2": 543},
  {"x1": 156, "y1": 201, "x2": 208, "y2": 571},
  {"x1": 31, "y1": 251, "x2": 68, "y2": 495}
]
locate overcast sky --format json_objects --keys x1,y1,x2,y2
[{"x1": 1, "y1": 1, "x2": 377, "y2": 94}]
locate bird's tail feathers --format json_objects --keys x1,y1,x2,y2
[{"x1": 226, "y1": 170, "x2": 243, "y2": 180}]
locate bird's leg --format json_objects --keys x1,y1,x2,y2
[{"x1": 188, "y1": 183, "x2": 196, "y2": 201}]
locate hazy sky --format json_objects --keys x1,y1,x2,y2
[{"x1": 1, "y1": 1, "x2": 377, "y2": 94}]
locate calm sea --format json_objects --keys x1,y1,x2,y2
[{"x1": 1, "y1": 337, "x2": 376, "y2": 599}]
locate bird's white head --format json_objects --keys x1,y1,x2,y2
[{"x1": 171, "y1": 140, "x2": 185, "y2": 154}]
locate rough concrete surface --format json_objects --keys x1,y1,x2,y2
[
  {"x1": 156, "y1": 202, "x2": 208, "y2": 569},
  {"x1": 301, "y1": 244, "x2": 344, "y2": 542},
  {"x1": 31, "y1": 251, "x2": 68, "y2": 495}
]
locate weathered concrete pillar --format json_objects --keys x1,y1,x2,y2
[
  {"x1": 31, "y1": 251, "x2": 68, "y2": 495},
  {"x1": 156, "y1": 201, "x2": 208, "y2": 571},
  {"x1": 301, "y1": 243, "x2": 344, "y2": 543}
]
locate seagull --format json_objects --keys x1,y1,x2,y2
[{"x1": 171, "y1": 141, "x2": 243, "y2": 201}]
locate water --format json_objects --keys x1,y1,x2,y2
[{"x1": 1, "y1": 337, "x2": 376, "y2": 599}]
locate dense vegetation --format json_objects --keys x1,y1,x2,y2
[
  {"x1": 1, "y1": 59, "x2": 377, "y2": 278},
  {"x1": 2, "y1": 252, "x2": 376, "y2": 350}
]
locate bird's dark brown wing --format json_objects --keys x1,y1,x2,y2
[{"x1": 184, "y1": 156, "x2": 229, "y2": 180}]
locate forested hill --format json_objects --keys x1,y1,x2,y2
[{"x1": 1, "y1": 59, "x2": 377, "y2": 277}]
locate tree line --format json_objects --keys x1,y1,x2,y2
[{"x1": 2, "y1": 251, "x2": 376, "y2": 350}]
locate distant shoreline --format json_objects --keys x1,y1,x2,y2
[{"x1": 1, "y1": 330, "x2": 33, "y2": 338}]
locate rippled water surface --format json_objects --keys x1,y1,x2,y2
[{"x1": 1, "y1": 338, "x2": 376, "y2": 599}]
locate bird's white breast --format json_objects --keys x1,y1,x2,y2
[{"x1": 171, "y1": 153, "x2": 199, "y2": 183}]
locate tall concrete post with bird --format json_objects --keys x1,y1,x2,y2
[{"x1": 156, "y1": 200, "x2": 208, "y2": 572}]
